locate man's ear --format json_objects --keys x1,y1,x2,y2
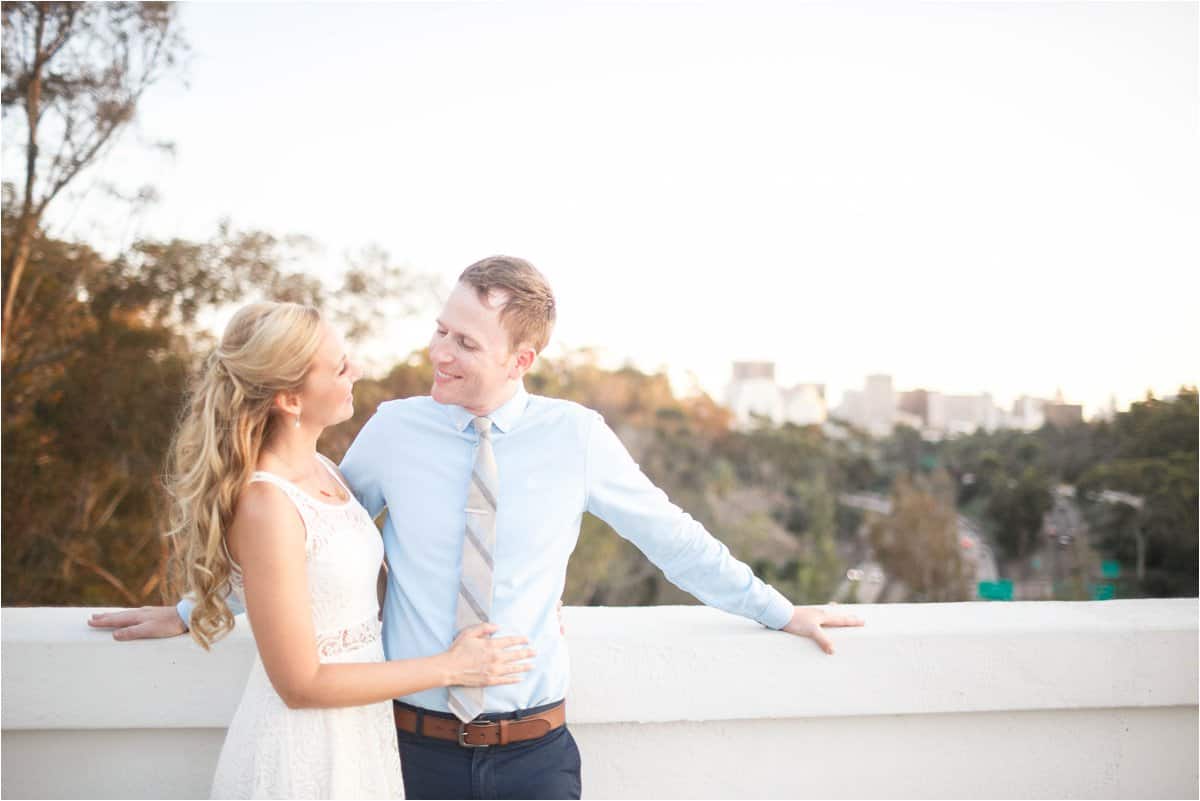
[{"x1": 509, "y1": 346, "x2": 537, "y2": 380}]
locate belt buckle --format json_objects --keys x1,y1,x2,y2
[{"x1": 458, "y1": 720, "x2": 497, "y2": 748}]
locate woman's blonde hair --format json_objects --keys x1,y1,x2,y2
[{"x1": 165, "y1": 302, "x2": 324, "y2": 649}]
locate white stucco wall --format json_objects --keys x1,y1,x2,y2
[{"x1": 3, "y1": 600, "x2": 1197, "y2": 799}]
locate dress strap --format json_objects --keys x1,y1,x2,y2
[
  {"x1": 246, "y1": 471, "x2": 319, "y2": 553},
  {"x1": 315, "y1": 453, "x2": 353, "y2": 498},
  {"x1": 248, "y1": 471, "x2": 326, "y2": 521},
  {"x1": 249, "y1": 470, "x2": 314, "y2": 504}
]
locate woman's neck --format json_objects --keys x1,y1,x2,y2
[{"x1": 259, "y1": 424, "x2": 322, "y2": 479}]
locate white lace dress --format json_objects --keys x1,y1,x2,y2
[{"x1": 211, "y1": 455, "x2": 405, "y2": 799}]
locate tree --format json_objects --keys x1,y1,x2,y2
[
  {"x1": 868, "y1": 470, "x2": 971, "y2": 602},
  {"x1": 1076, "y1": 389, "x2": 1199, "y2": 596},
  {"x1": 881, "y1": 423, "x2": 927, "y2": 480},
  {"x1": 0, "y1": 211, "x2": 431, "y2": 606},
  {"x1": 1, "y1": 1, "x2": 187, "y2": 359},
  {"x1": 786, "y1": 476, "x2": 842, "y2": 604},
  {"x1": 986, "y1": 466, "x2": 1053, "y2": 563}
]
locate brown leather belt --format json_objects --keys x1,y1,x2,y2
[{"x1": 393, "y1": 701, "x2": 566, "y2": 748}]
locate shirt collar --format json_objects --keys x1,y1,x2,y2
[{"x1": 439, "y1": 383, "x2": 529, "y2": 434}]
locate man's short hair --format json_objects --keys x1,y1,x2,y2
[{"x1": 459, "y1": 255, "x2": 556, "y2": 353}]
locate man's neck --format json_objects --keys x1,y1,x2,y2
[{"x1": 462, "y1": 381, "x2": 521, "y2": 418}]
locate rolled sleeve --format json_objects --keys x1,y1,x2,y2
[
  {"x1": 175, "y1": 593, "x2": 245, "y2": 630},
  {"x1": 175, "y1": 597, "x2": 194, "y2": 629}
]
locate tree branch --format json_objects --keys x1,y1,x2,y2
[{"x1": 52, "y1": 540, "x2": 139, "y2": 606}]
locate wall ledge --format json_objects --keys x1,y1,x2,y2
[{"x1": 2, "y1": 599, "x2": 1197, "y2": 730}]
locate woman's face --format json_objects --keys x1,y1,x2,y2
[{"x1": 297, "y1": 321, "x2": 361, "y2": 428}]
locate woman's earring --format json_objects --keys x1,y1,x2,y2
[{"x1": 295, "y1": 412, "x2": 301, "y2": 429}]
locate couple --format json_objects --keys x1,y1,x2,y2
[{"x1": 89, "y1": 255, "x2": 864, "y2": 800}]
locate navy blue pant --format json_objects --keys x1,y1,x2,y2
[{"x1": 395, "y1": 701, "x2": 582, "y2": 800}]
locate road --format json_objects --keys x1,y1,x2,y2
[
  {"x1": 1031, "y1": 486, "x2": 1104, "y2": 599},
  {"x1": 832, "y1": 492, "x2": 998, "y2": 602}
]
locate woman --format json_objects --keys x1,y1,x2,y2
[{"x1": 166, "y1": 302, "x2": 533, "y2": 799}]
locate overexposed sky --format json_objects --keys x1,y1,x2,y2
[{"x1": 28, "y1": 1, "x2": 1200, "y2": 414}]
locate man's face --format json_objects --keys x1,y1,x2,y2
[{"x1": 428, "y1": 282, "x2": 520, "y2": 415}]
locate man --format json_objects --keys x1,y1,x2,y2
[{"x1": 90, "y1": 255, "x2": 864, "y2": 799}]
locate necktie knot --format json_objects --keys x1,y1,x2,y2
[{"x1": 473, "y1": 417, "x2": 493, "y2": 439}]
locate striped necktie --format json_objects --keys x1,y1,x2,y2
[{"x1": 447, "y1": 416, "x2": 498, "y2": 723}]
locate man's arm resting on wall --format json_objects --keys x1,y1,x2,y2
[
  {"x1": 583, "y1": 412, "x2": 863, "y2": 653},
  {"x1": 87, "y1": 593, "x2": 246, "y2": 640}
]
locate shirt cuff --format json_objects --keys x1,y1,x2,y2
[
  {"x1": 175, "y1": 598, "x2": 194, "y2": 631},
  {"x1": 757, "y1": 586, "x2": 795, "y2": 630}
]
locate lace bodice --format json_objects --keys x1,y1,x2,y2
[
  {"x1": 211, "y1": 454, "x2": 403, "y2": 799},
  {"x1": 228, "y1": 454, "x2": 384, "y2": 660}
]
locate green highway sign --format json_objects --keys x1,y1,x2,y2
[{"x1": 978, "y1": 580, "x2": 1013, "y2": 601}]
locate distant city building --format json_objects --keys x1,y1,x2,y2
[
  {"x1": 834, "y1": 389, "x2": 866, "y2": 428},
  {"x1": 1011, "y1": 396, "x2": 1046, "y2": 431},
  {"x1": 782, "y1": 383, "x2": 827, "y2": 426},
  {"x1": 729, "y1": 366, "x2": 1096, "y2": 438},
  {"x1": 731, "y1": 361, "x2": 775, "y2": 382},
  {"x1": 726, "y1": 362, "x2": 782, "y2": 426},
  {"x1": 725, "y1": 362, "x2": 826, "y2": 428},
  {"x1": 1044, "y1": 402, "x2": 1084, "y2": 427},
  {"x1": 863, "y1": 374, "x2": 896, "y2": 436},
  {"x1": 898, "y1": 389, "x2": 930, "y2": 425},
  {"x1": 832, "y1": 375, "x2": 896, "y2": 436},
  {"x1": 1090, "y1": 394, "x2": 1119, "y2": 423},
  {"x1": 928, "y1": 392, "x2": 998, "y2": 435}
]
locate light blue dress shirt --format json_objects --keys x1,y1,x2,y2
[{"x1": 182, "y1": 384, "x2": 794, "y2": 714}]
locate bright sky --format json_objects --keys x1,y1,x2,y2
[{"x1": 35, "y1": 1, "x2": 1200, "y2": 415}]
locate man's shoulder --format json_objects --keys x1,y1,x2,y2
[
  {"x1": 525, "y1": 393, "x2": 603, "y2": 426},
  {"x1": 373, "y1": 394, "x2": 437, "y2": 420}
]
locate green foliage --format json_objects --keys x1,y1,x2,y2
[
  {"x1": 880, "y1": 424, "x2": 933, "y2": 481},
  {"x1": 2, "y1": 2, "x2": 189, "y2": 357},
  {"x1": 986, "y1": 468, "x2": 1054, "y2": 562},
  {"x1": 933, "y1": 389, "x2": 1197, "y2": 596},
  {"x1": 1074, "y1": 391, "x2": 1199, "y2": 597},
  {"x1": 787, "y1": 477, "x2": 841, "y2": 604},
  {"x1": 5, "y1": 1, "x2": 1191, "y2": 611},
  {"x1": 868, "y1": 470, "x2": 971, "y2": 602},
  {"x1": 0, "y1": 209, "x2": 427, "y2": 605},
  {"x1": 5, "y1": 204, "x2": 1194, "y2": 607}
]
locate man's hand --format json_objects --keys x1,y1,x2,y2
[
  {"x1": 88, "y1": 606, "x2": 187, "y2": 641},
  {"x1": 781, "y1": 605, "x2": 864, "y2": 655}
]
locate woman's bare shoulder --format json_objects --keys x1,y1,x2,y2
[{"x1": 229, "y1": 480, "x2": 304, "y2": 553}]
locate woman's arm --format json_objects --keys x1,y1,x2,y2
[{"x1": 233, "y1": 481, "x2": 534, "y2": 710}]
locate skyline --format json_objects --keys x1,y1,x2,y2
[
  {"x1": 8, "y1": 1, "x2": 1197, "y2": 416},
  {"x1": 725, "y1": 361, "x2": 1151, "y2": 431}
]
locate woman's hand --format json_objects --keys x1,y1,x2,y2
[{"x1": 443, "y1": 623, "x2": 535, "y2": 687}]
